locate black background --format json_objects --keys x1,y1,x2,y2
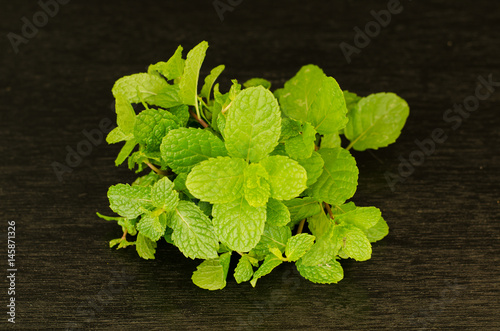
[{"x1": 1, "y1": 1, "x2": 499, "y2": 329}]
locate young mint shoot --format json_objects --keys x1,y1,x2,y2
[{"x1": 98, "y1": 41, "x2": 410, "y2": 290}]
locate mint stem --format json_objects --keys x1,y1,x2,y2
[
  {"x1": 145, "y1": 162, "x2": 171, "y2": 176},
  {"x1": 324, "y1": 202, "x2": 335, "y2": 222},
  {"x1": 189, "y1": 109, "x2": 209, "y2": 128},
  {"x1": 296, "y1": 219, "x2": 306, "y2": 234}
]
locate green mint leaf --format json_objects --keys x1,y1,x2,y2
[
  {"x1": 243, "y1": 78, "x2": 271, "y2": 89},
  {"x1": 308, "y1": 76, "x2": 348, "y2": 135},
  {"x1": 117, "y1": 218, "x2": 137, "y2": 236},
  {"x1": 106, "y1": 127, "x2": 133, "y2": 144},
  {"x1": 179, "y1": 41, "x2": 208, "y2": 106},
  {"x1": 224, "y1": 86, "x2": 281, "y2": 163},
  {"x1": 296, "y1": 259, "x2": 343, "y2": 284},
  {"x1": 266, "y1": 198, "x2": 291, "y2": 227},
  {"x1": 212, "y1": 197, "x2": 266, "y2": 252},
  {"x1": 115, "y1": 94, "x2": 136, "y2": 134},
  {"x1": 134, "y1": 109, "x2": 180, "y2": 152},
  {"x1": 345, "y1": 92, "x2": 410, "y2": 151},
  {"x1": 280, "y1": 117, "x2": 302, "y2": 142},
  {"x1": 250, "y1": 254, "x2": 283, "y2": 287},
  {"x1": 172, "y1": 173, "x2": 194, "y2": 199},
  {"x1": 132, "y1": 171, "x2": 160, "y2": 187},
  {"x1": 110, "y1": 238, "x2": 135, "y2": 249},
  {"x1": 339, "y1": 225, "x2": 372, "y2": 261},
  {"x1": 164, "y1": 226, "x2": 174, "y2": 244},
  {"x1": 96, "y1": 212, "x2": 123, "y2": 222},
  {"x1": 136, "y1": 209, "x2": 167, "y2": 241},
  {"x1": 307, "y1": 211, "x2": 332, "y2": 237},
  {"x1": 320, "y1": 133, "x2": 341, "y2": 149},
  {"x1": 251, "y1": 224, "x2": 291, "y2": 259},
  {"x1": 169, "y1": 201, "x2": 219, "y2": 260},
  {"x1": 343, "y1": 90, "x2": 362, "y2": 115},
  {"x1": 334, "y1": 204, "x2": 382, "y2": 230},
  {"x1": 228, "y1": 79, "x2": 241, "y2": 100},
  {"x1": 282, "y1": 197, "x2": 322, "y2": 224},
  {"x1": 234, "y1": 255, "x2": 254, "y2": 284},
  {"x1": 107, "y1": 184, "x2": 152, "y2": 219},
  {"x1": 285, "y1": 233, "x2": 316, "y2": 262},
  {"x1": 300, "y1": 214, "x2": 338, "y2": 266},
  {"x1": 169, "y1": 104, "x2": 190, "y2": 127},
  {"x1": 149, "y1": 85, "x2": 183, "y2": 109},
  {"x1": 279, "y1": 64, "x2": 326, "y2": 123},
  {"x1": 148, "y1": 45, "x2": 184, "y2": 80},
  {"x1": 364, "y1": 216, "x2": 389, "y2": 243},
  {"x1": 309, "y1": 147, "x2": 358, "y2": 206},
  {"x1": 260, "y1": 155, "x2": 307, "y2": 200},
  {"x1": 115, "y1": 138, "x2": 137, "y2": 166},
  {"x1": 243, "y1": 163, "x2": 270, "y2": 207},
  {"x1": 297, "y1": 151, "x2": 324, "y2": 186},
  {"x1": 200, "y1": 64, "x2": 225, "y2": 100},
  {"x1": 186, "y1": 156, "x2": 246, "y2": 204},
  {"x1": 112, "y1": 73, "x2": 169, "y2": 104},
  {"x1": 285, "y1": 122, "x2": 317, "y2": 160},
  {"x1": 135, "y1": 233, "x2": 157, "y2": 259},
  {"x1": 161, "y1": 128, "x2": 227, "y2": 174},
  {"x1": 192, "y1": 252, "x2": 231, "y2": 290},
  {"x1": 151, "y1": 177, "x2": 179, "y2": 211}
]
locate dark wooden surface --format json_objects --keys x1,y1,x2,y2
[{"x1": 1, "y1": 1, "x2": 499, "y2": 329}]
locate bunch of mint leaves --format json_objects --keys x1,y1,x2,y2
[{"x1": 98, "y1": 41, "x2": 409, "y2": 290}]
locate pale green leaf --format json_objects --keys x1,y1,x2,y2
[
  {"x1": 151, "y1": 177, "x2": 179, "y2": 211},
  {"x1": 212, "y1": 198, "x2": 266, "y2": 252},
  {"x1": 107, "y1": 184, "x2": 152, "y2": 219},
  {"x1": 282, "y1": 197, "x2": 322, "y2": 224},
  {"x1": 112, "y1": 73, "x2": 169, "y2": 104},
  {"x1": 234, "y1": 255, "x2": 254, "y2": 284},
  {"x1": 345, "y1": 92, "x2": 410, "y2": 151},
  {"x1": 250, "y1": 254, "x2": 282, "y2": 287},
  {"x1": 309, "y1": 147, "x2": 358, "y2": 206},
  {"x1": 224, "y1": 86, "x2": 281, "y2": 162},
  {"x1": 200, "y1": 64, "x2": 225, "y2": 99},
  {"x1": 243, "y1": 163, "x2": 270, "y2": 207},
  {"x1": 297, "y1": 151, "x2": 324, "y2": 186},
  {"x1": 285, "y1": 122, "x2": 317, "y2": 160},
  {"x1": 115, "y1": 94, "x2": 136, "y2": 134},
  {"x1": 260, "y1": 155, "x2": 307, "y2": 200},
  {"x1": 148, "y1": 45, "x2": 184, "y2": 80},
  {"x1": 364, "y1": 216, "x2": 389, "y2": 243},
  {"x1": 115, "y1": 138, "x2": 137, "y2": 166},
  {"x1": 279, "y1": 64, "x2": 326, "y2": 122},
  {"x1": 136, "y1": 233, "x2": 157, "y2": 259},
  {"x1": 266, "y1": 198, "x2": 291, "y2": 227},
  {"x1": 308, "y1": 76, "x2": 348, "y2": 135},
  {"x1": 296, "y1": 259, "x2": 343, "y2": 284},
  {"x1": 161, "y1": 128, "x2": 228, "y2": 174},
  {"x1": 335, "y1": 205, "x2": 382, "y2": 230},
  {"x1": 285, "y1": 233, "x2": 316, "y2": 262},
  {"x1": 340, "y1": 226, "x2": 372, "y2": 261},
  {"x1": 251, "y1": 224, "x2": 291, "y2": 259},
  {"x1": 212, "y1": 197, "x2": 266, "y2": 252},
  {"x1": 243, "y1": 78, "x2": 271, "y2": 89},
  {"x1": 106, "y1": 127, "x2": 133, "y2": 144},
  {"x1": 191, "y1": 252, "x2": 231, "y2": 291},
  {"x1": 134, "y1": 109, "x2": 179, "y2": 151},
  {"x1": 321, "y1": 133, "x2": 341, "y2": 149},
  {"x1": 169, "y1": 201, "x2": 219, "y2": 259},
  {"x1": 136, "y1": 209, "x2": 167, "y2": 241},
  {"x1": 179, "y1": 41, "x2": 208, "y2": 106},
  {"x1": 186, "y1": 157, "x2": 246, "y2": 204}
]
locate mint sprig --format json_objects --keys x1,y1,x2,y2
[{"x1": 98, "y1": 41, "x2": 409, "y2": 290}]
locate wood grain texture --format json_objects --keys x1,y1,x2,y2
[{"x1": 1, "y1": 0, "x2": 499, "y2": 329}]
